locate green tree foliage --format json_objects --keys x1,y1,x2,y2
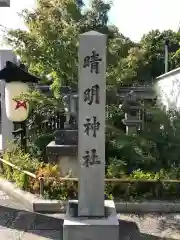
[
  {"x1": 4, "y1": 0, "x2": 180, "y2": 182},
  {"x1": 116, "y1": 30, "x2": 180, "y2": 86},
  {"x1": 4, "y1": 0, "x2": 134, "y2": 158},
  {"x1": 4, "y1": 0, "x2": 133, "y2": 95},
  {"x1": 106, "y1": 102, "x2": 180, "y2": 177}
]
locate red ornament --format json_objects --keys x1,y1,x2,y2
[{"x1": 14, "y1": 100, "x2": 27, "y2": 110}]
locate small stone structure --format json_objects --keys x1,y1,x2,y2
[
  {"x1": 46, "y1": 129, "x2": 78, "y2": 177},
  {"x1": 120, "y1": 86, "x2": 156, "y2": 135},
  {"x1": 46, "y1": 88, "x2": 78, "y2": 177}
]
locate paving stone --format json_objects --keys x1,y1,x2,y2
[
  {"x1": 118, "y1": 213, "x2": 180, "y2": 239},
  {"x1": 0, "y1": 190, "x2": 10, "y2": 200},
  {"x1": 0, "y1": 205, "x2": 19, "y2": 228},
  {"x1": 0, "y1": 229, "x2": 25, "y2": 240},
  {"x1": 10, "y1": 211, "x2": 36, "y2": 230},
  {"x1": 22, "y1": 230, "x2": 62, "y2": 240},
  {"x1": 32, "y1": 214, "x2": 63, "y2": 230}
]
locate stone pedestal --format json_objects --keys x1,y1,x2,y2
[
  {"x1": 58, "y1": 155, "x2": 78, "y2": 177},
  {"x1": 46, "y1": 141, "x2": 78, "y2": 177},
  {"x1": 46, "y1": 129, "x2": 78, "y2": 177},
  {"x1": 63, "y1": 200, "x2": 119, "y2": 240},
  {"x1": 46, "y1": 129, "x2": 78, "y2": 176}
]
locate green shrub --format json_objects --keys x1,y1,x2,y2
[
  {"x1": 3, "y1": 144, "x2": 41, "y2": 171},
  {"x1": 2, "y1": 144, "x2": 43, "y2": 190},
  {"x1": 2, "y1": 143, "x2": 180, "y2": 201},
  {"x1": 105, "y1": 168, "x2": 180, "y2": 201},
  {"x1": 30, "y1": 164, "x2": 78, "y2": 200}
]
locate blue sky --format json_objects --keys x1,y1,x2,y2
[{"x1": 0, "y1": 0, "x2": 179, "y2": 45}]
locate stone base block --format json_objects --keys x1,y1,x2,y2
[{"x1": 63, "y1": 200, "x2": 119, "y2": 240}]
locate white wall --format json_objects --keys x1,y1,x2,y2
[{"x1": 155, "y1": 68, "x2": 180, "y2": 111}]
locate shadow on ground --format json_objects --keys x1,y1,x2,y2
[
  {"x1": 0, "y1": 205, "x2": 178, "y2": 239},
  {"x1": 0, "y1": 205, "x2": 63, "y2": 239}
]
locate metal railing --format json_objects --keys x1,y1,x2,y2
[{"x1": 0, "y1": 157, "x2": 180, "y2": 198}]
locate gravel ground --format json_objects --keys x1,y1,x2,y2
[
  {"x1": 1, "y1": 189, "x2": 180, "y2": 239},
  {"x1": 118, "y1": 213, "x2": 180, "y2": 239}
]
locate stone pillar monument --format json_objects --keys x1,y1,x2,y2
[
  {"x1": 63, "y1": 31, "x2": 119, "y2": 240},
  {"x1": 78, "y1": 31, "x2": 106, "y2": 217}
]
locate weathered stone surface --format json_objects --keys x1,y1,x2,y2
[
  {"x1": 54, "y1": 130, "x2": 78, "y2": 145},
  {"x1": 63, "y1": 200, "x2": 119, "y2": 240},
  {"x1": 57, "y1": 155, "x2": 78, "y2": 177},
  {"x1": 78, "y1": 30, "x2": 107, "y2": 217},
  {"x1": 22, "y1": 230, "x2": 62, "y2": 240},
  {"x1": 46, "y1": 141, "x2": 77, "y2": 161}
]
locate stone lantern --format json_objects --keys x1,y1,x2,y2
[
  {"x1": 119, "y1": 86, "x2": 156, "y2": 135},
  {"x1": 121, "y1": 90, "x2": 143, "y2": 135}
]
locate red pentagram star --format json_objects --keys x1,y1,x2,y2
[{"x1": 14, "y1": 100, "x2": 27, "y2": 110}]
